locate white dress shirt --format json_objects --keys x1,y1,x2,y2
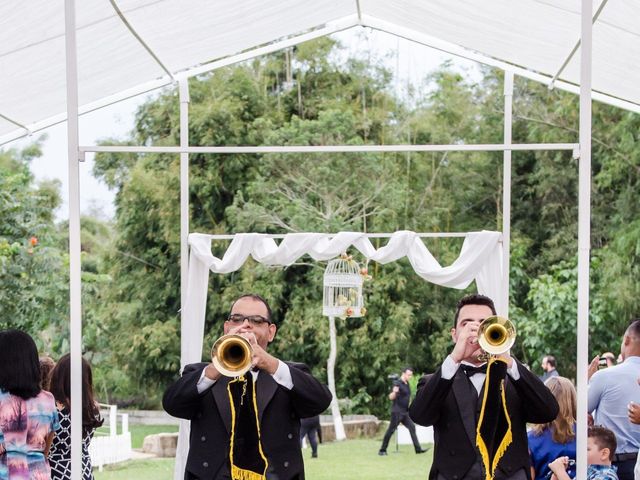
[
  {"x1": 196, "y1": 360, "x2": 294, "y2": 394},
  {"x1": 441, "y1": 354, "x2": 520, "y2": 395}
]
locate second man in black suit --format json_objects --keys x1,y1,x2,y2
[{"x1": 409, "y1": 294, "x2": 559, "y2": 480}]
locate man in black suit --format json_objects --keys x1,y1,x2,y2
[
  {"x1": 163, "y1": 294, "x2": 332, "y2": 480},
  {"x1": 409, "y1": 294, "x2": 559, "y2": 480}
]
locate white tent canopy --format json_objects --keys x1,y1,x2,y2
[
  {"x1": 1, "y1": 0, "x2": 640, "y2": 145},
  {"x1": 0, "y1": 1, "x2": 608, "y2": 479}
]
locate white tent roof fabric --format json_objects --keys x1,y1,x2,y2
[{"x1": 1, "y1": 0, "x2": 639, "y2": 145}]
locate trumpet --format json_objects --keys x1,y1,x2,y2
[
  {"x1": 211, "y1": 334, "x2": 253, "y2": 377},
  {"x1": 476, "y1": 316, "x2": 516, "y2": 361}
]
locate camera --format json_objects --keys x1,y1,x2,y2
[{"x1": 598, "y1": 358, "x2": 608, "y2": 369}]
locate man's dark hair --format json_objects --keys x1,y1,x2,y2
[
  {"x1": 545, "y1": 355, "x2": 557, "y2": 368},
  {"x1": 50, "y1": 354, "x2": 104, "y2": 433},
  {"x1": 402, "y1": 366, "x2": 414, "y2": 374},
  {"x1": 230, "y1": 293, "x2": 274, "y2": 323},
  {"x1": 0, "y1": 329, "x2": 42, "y2": 399},
  {"x1": 588, "y1": 425, "x2": 617, "y2": 461},
  {"x1": 627, "y1": 319, "x2": 640, "y2": 338},
  {"x1": 453, "y1": 294, "x2": 497, "y2": 327}
]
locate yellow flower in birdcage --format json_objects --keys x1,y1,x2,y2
[{"x1": 322, "y1": 253, "x2": 365, "y2": 318}]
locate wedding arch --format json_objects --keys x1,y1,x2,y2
[{"x1": 176, "y1": 230, "x2": 504, "y2": 476}]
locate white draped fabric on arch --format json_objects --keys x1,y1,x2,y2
[{"x1": 183, "y1": 230, "x2": 504, "y2": 365}]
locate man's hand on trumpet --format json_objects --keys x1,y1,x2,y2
[
  {"x1": 238, "y1": 329, "x2": 279, "y2": 375},
  {"x1": 451, "y1": 317, "x2": 482, "y2": 364}
]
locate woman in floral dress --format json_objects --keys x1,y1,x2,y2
[{"x1": 0, "y1": 329, "x2": 60, "y2": 480}]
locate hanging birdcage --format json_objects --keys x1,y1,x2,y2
[{"x1": 323, "y1": 254, "x2": 365, "y2": 318}]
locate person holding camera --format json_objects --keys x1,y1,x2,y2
[{"x1": 378, "y1": 367, "x2": 427, "y2": 456}]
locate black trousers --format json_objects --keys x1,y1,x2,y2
[
  {"x1": 299, "y1": 424, "x2": 319, "y2": 455},
  {"x1": 613, "y1": 458, "x2": 637, "y2": 480},
  {"x1": 379, "y1": 411, "x2": 421, "y2": 452}
]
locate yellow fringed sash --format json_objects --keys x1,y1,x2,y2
[
  {"x1": 227, "y1": 375, "x2": 269, "y2": 480},
  {"x1": 475, "y1": 357, "x2": 513, "y2": 480}
]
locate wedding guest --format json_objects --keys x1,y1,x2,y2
[{"x1": 0, "y1": 329, "x2": 60, "y2": 480}]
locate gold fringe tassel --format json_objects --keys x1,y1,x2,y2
[
  {"x1": 491, "y1": 383, "x2": 513, "y2": 474},
  {"x1": 231, "y1": 464, "x2": 267, "y2": 480}
]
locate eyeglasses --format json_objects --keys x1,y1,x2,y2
[{"x1": 227, "y1": 314, "x2": 271, "y2": 326}]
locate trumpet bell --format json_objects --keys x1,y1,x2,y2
[
  {"x1": 477, "y1": 316, "x2": 516, "y2": 356},
  {"x1": 211, "y1": 334, "x2": 253, "y2": 377}
]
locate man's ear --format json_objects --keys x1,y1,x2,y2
[{"x1": 268, "y1": 323, "x2": 277, "y2": 342}]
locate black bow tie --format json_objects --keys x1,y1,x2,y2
[{"x1": 461, "y1": 363, "x2": 487, "y2": 377}]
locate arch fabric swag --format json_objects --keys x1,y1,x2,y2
[{"x1": 182, "y1": 230, "x2": 503, "y2": 366}]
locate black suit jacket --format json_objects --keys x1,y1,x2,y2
[
  {"x1": 163, "y1": 362, "x2": 332, "y2": 480},
  {"x1": 409, "y1": 358, "x2": 559, "y2": 480}
]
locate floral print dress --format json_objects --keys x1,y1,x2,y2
[{"x1": 0, "y1": 389, "x2": 60, "y2": 480}]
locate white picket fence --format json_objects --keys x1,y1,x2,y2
[{"x1": 89, "y1": 404, "x2": 133, "y2": 471}]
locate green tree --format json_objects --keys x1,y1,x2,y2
[{"x1": 0, "y1": 140, "x2": 68, "y2": 347}]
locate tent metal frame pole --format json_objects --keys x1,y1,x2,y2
[
  {"x1": 502, "y1": 71, "x2": 514, "y2": 317},
  {"x1": 576, "y1": 0, "x2": 593, "y2": 476},
  {"x1": 202, "y1": 232, "x2": 473, "y2": 241},
  {"x1": 179, "y1": 80, "x2": 190, "y2": 336},
  {"x1": 79, "y1": 143, "x2": 579, "y2": 155},
  {"x1": 548, "y1": 0, "x2": 609, "y2": 89},
  {"x1": 175, "y1": 79, "x2": 190, "y2": 480},
  {"x1": 64, "y1": 1, "x2": 83, "y2": 479}
]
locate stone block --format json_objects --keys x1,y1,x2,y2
[{"x1": 142, "y1": 432, "x2": 179, "y2": 457}]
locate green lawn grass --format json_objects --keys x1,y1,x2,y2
[
  {"x1": 95, "y1": 424, "x2": 179, "y2": 449},
  {"x1": 94, "y1": 436, "x2": 433, "y2": 480},
  {"x1": 94, "y1": 459, "x2": 175, "y2": 480}
]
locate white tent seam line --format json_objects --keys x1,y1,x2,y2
[
  {"x1": 360, "y1": 15, "x2": 640, "y2": 114},
  {"x1": 173, "y1": 15, "x2": 360, "y2": 81},
  {"x1": 549, "y1": 0, "x2": 610, "y2": 88},
  {"x1": 108, "y1": 0, "x2": 176, "y2": 81},
  {"x1": 0, "y1": 113, "x2": 31, "y2": 134}
]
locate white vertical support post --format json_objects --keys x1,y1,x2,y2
[
  {"x1": 501, "y1": 71, "x2": 513, "y2": 318},
  {"x1": 64, "y1": 1, "x2": 83, "y2": 480},
  {"x1": 122, "y1": 413, "x2": 129, "y2": 434},
  {"x1": 576, "y1": 0, "x2": 592, "y2": 477},
  {"x1": 179, "y1": 80, "x2": 190, "y2": 321},
  {"x1": 327, "y1": 316, "x2": 346, "y2": 440},
  {"x1": 174, "y1": 79, "x2": 191, "y2": 480},
  {"x1": 109, "y1": 405, "x2": 117, "y2": 437}
]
